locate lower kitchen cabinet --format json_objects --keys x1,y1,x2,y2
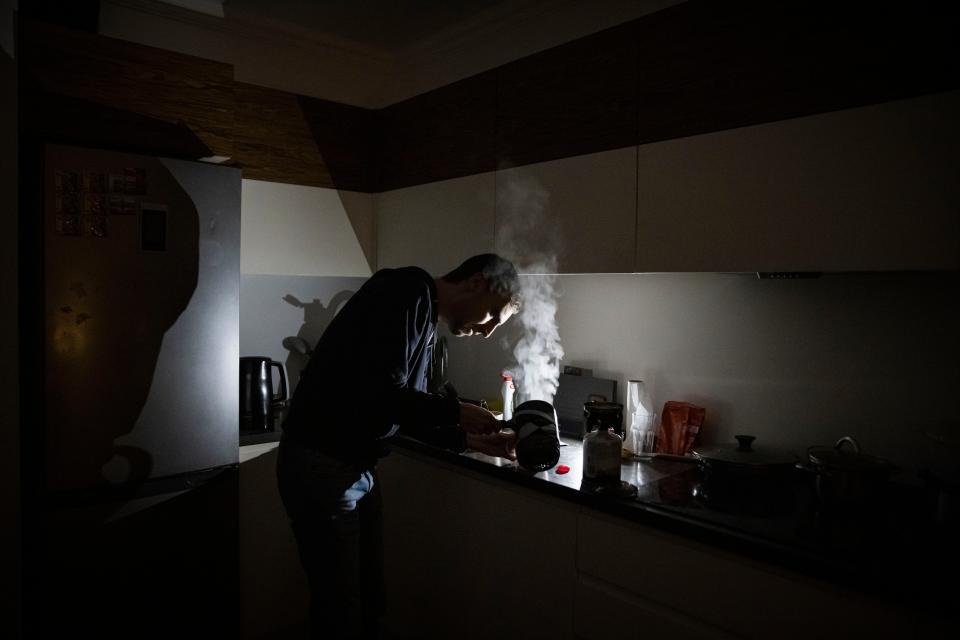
[
  {"x1": 378, "y1": 450, "x2": 578, "y2": 640},
  {"x1": 574, "y1": 575, "x2": 738, "y2": 640},
  {"x1": 239, "y1": 445, "x2": 311, "y2": 640},
  {"x1": 577, "y1": 512, "x2": 917, "y2": 640},
  {"x1": 380, "y1": 448, "x2": 959, "y2": 640}
]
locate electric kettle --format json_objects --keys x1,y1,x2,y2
[{"x1": 240, "y1": 356, "x2": 288, "y2": 431}]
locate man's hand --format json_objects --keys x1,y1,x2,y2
[
  {"x1": 459, "y1": 402, "x2": 501, "y2": 435},
  {"x1": 465, "y1": 431, "x2": 517, "y2": 461}
]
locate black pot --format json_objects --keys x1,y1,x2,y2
[
  {"x1": 692, "y1": 435, "x2": 799, "y2": 478},
  {"x1": 691, "y1": 435, "x2": 799, "y2": 514},
  {"x1": 800, "y1": 436, "x2": 898, "y2": 507}
]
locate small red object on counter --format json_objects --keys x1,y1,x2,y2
[{"x1": 555, "y1": 465, "x2": 570, "y2": 474}]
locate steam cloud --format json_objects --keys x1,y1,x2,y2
[{"x1": 495, "y1": 174, "x2": 564, "y2": 405}]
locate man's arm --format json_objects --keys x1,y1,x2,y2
[{"x1": 367, "y1": 279, "x2": 498, "y2": 451}]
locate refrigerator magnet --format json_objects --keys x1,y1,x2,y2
[
  {"x1": 56, "y1": 192, "x2": 81, "y2": 216},
  {"x1": 124, "y1": 167, "x2": 147, "y2": 195},
  {"x1": 83, "y1": 170, "x2": 108, "y2": 193},
  {"x1": 84, "y1": 214, "x2": 108, "y2": 238},
  {"x1": 109, "y1": 173, "x2": 125, "y2": 193},
  {"x1": 55, "y1": 215, "x2": 81, "y2": 237},
  {"x1": 54, "y1": 169, "x2": 80, "y2": 193},
  {"x1": 84, "y1": 193, "x2": 106, "y2": 215},
  {"x1": 139, "y1": 203, "x2": 167, "y2": 252}
]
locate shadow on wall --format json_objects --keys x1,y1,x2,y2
[{"x1": 280, "y1": 290, "x2": 355, "y2": 388}]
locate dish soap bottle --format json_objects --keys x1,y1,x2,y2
[
  {"x1": 500, "y1": 371, "x2": 516, "y2": 422},
  {"x1": 583, "y1": 424, "x2": 622, "y2": 483}
]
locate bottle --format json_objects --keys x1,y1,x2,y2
[
  {"x1": 583, "y1": 425, "x2": 623, "y2": 483},
  {"x1": 500, "y1": 372, "x2": 515, "y2": 422},
  {"x1": 624, "y1": 380, "x2": 655, "y2": 455}
]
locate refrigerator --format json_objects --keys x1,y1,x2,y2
[{"x1": 26, "y1": 143, "x2": 241, "y2": 637}]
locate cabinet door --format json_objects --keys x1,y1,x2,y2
[
  {"x1": 379, "y1": 450, "x2": 577, "y2": 640},
  {"x1": 575, "y1": 575, "x2": 740, "y2": 640},
  {"x1": 577, "y1": 513, "x2": 915, "y2": 640},
  {"x1": 635, "y1": 90, "x2": 960, "y2": 272},
  {"x1": 495, "y1": 147, "x2": 637, "y2": 274},
  {"x1": 375, "y1": 172, "x2": 496, "y2": 275}
]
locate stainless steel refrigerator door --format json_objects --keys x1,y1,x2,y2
[{"x1": 44, "y1": 145, "x2": 240, "y2": 493}]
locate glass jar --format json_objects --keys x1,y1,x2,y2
[{"x1": 583, "y1": 425, "x2": 623, "y2": 482}]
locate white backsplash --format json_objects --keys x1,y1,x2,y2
[{"x1": 444, "y1": 272, "x2": 960, "y2": 480}]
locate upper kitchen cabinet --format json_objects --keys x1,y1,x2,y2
[
  {"x1": 376, "y1": 172, "x2": 496, "y2": 275},
  {"x1": 635, "y1": 91, "x2": 960, "y2": 272},
  {"x1": 378, "y1": 72, "x2": 497, "y2": 192},
  {"x1": 233, "y1": 83, "x2": 377, "y2": 191},
  {"x1": 496, "y1": 147, "x2": 636, "y2": 274},
  {"x1": 495, "y1": 22, "x2": 637, "y2": 169},
  {"x1": 631, "y1": 1, "x2": 960, "y2": 146},
  {"x1": 18, "y1": 20, "x2": 234, "y2": 160}
]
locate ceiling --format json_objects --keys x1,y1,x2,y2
[{"x1": 225, "y1": 0, "x2": 517, "y2": 52}]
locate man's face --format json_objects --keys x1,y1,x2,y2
[{"x1": 449, "y1": 275, "x2": 517, "y2": 339}]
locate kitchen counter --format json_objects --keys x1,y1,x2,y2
[
  {"x1": 239, "y1": 407, "x2": 286, "y2": 448},
  {"x1": 388, "y1": 434, "x2": 958, "y2": 615}
]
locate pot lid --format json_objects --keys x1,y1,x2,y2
[
  {"x1": 807, "y1": 437, "x2": 898, "y2": 473},
  {"x1": 692, "y1": 435, "x2": 798, "y2": 468},
  {"x1": 584, "y1": 401, "x2": 623, "y2": 415}
]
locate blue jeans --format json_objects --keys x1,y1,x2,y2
[{"x1": 276, "y1": 435, "x2": 383, "y2": 640}]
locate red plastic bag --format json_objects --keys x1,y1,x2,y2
[{"x1": 654, "y1": 401, "x2": 705, "y2": 455}]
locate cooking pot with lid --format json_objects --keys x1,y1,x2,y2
[
  {"x1": 692, "y1": 435, "x2": 799, "y2": 478},
  {"x1": 800, "y1": 436, "x2": 898, "y2": 506},
  {"x1": 691, "y1": 435, "x2": 799, "y2": 514}
]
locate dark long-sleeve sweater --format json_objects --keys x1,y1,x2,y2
[{"x1": 281, "y1": 267, "x2": 464, "y2": 467}]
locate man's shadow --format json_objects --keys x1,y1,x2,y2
[{"x1": 281, "y1": 290, "x2": 355, "y2": 389}]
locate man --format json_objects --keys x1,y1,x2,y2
[{"x1": 276, "y1": 254, "x2": 521, "y2": 639}]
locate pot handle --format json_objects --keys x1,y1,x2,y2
[{"x1": 834, "y1": 436, "x2": 861, "y2": 453}]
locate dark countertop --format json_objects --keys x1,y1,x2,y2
[
  {"x1": 389, "y1": 434, "x2": 959, "y2": 615},
  {"x1": 239, "y1": 407, "x2": 286, "y2": 447},
  {"x1": 239, "y1": 429, "x2": 282, "y2": 447}
]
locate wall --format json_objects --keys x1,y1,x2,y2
[
  {"x1": 445, "y1": 272, "x2": 960, "y2": 479},
  {"x1": 239, "y1": 179, "x2": 373, "y2": 391},
  {"x1": 241, "y1": 179, "x2": 374, "y2": 277},
  {"x1": 0, "y1": 1, "x2": 18, "y2": 636},
  {"x1": 240, "y1": 273, "x2": 367, "y2": 392}
]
